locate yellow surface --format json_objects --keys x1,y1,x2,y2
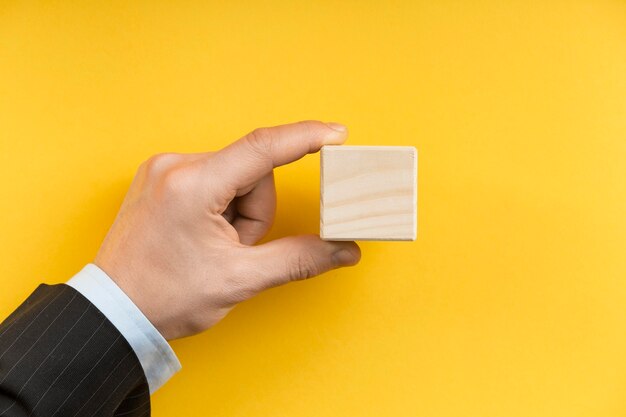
[{"x1": 1, "y1": 1, "x2": 625, "y2": 416}]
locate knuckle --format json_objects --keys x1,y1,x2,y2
[
  {"x1": 295, "y1": 120, "x2": 324, "y2": 152},
  {"x1": 142, "y1": 153, "x2": 175, "y2": 176},
  {"x1": 140, "y1": 156, "x2": 157, "y2": 176},
  {"x1": 141, "y1": 152, "x2": 181, "y2": 178},
  {"x1": 288, "y1": 250, "x2": 320, "y2": 281},
  {"x1": 295, "y1": 120, "x2": 318, "y2": 133},
  {"x1": 297, "y1": 119, "x2": 325, "y2": 133},
  {"x1": 155, "y1": 162, "x2": 197, "y2": 199},
  {"x1": 245, "y1": 127, "x2": 274, "y2": 157},
  {"x1": 160, "y1": 168, "x2": 189, "y2": 195}
]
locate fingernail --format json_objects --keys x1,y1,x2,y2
[
  {"x1": 325, "y1": 122, "x2": 348, "y2": 133},
  {"x1": 332, "y1": 248, "x2": 359, "y2": 266}
]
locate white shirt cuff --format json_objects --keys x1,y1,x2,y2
[{"x1": 66, "y1": 263, "x2": 181, "y2": 394}]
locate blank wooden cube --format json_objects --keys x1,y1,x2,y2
[{"x1": 320, "y1": 145, "x2": 417, "y2": 241}]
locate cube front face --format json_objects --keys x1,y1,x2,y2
[{"x1": 320, "y1": 145, "x2": 417, "y2": 241}]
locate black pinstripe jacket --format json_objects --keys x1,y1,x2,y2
[{"x1": 0, "y1": 284, "x2": 151, "y2": 416}]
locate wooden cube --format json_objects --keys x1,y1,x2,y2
[{"x1": 320, "y1": 145, "x2": 417, "y2": 241}]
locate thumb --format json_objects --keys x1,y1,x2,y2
[{"x1": 248, "y1": 234, "x2": 360, "y2": 291}]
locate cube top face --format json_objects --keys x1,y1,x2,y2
[{"x1": 320, "y1": 145, "x2": 417, "y2": 241}]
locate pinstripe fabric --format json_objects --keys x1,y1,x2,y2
[
  {"x1": 0, "y1": 284, "x2": 150, "y2": 417},
  {"x1": 67, "y1": 264, "x2": 181, "y2": 394}
]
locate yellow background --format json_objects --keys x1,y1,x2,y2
[{"x1": 1, "y1": 1, "x2": 625, "y2": 416}]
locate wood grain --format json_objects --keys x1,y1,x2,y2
[{"x1": 320, "y1": 145, "x2": 417, "y2": 241}]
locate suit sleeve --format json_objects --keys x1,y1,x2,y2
[{"x1": 0, "y1": 284, "x2": 151, "y2": 417}]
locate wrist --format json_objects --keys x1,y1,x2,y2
[{"x1": 67, "y1": 263, "x2": 181, "y2": 392}]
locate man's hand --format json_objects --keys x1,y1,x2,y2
[{"x1": 94, "y1": 121, "x2": 361, "y2": 340}]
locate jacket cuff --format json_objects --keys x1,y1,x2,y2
[{"x1": 67, "y1": 264, "x2": 181, "y2": 394}]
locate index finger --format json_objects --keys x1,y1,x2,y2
[{"x1": 211, "y1": 120, "x2": 348, "y2": 191}]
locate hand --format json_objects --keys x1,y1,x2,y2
[{"x1": 94, "y1": 121, "x2": 361, "y2": 340}]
